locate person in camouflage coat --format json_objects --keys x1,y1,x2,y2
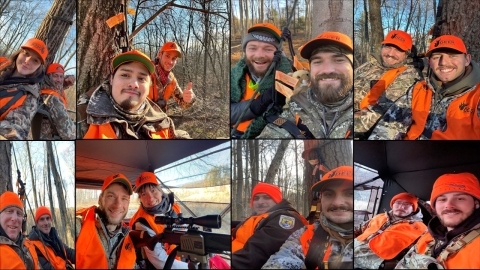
[
  {"x1": 257, "y1": 32, "x2": 354, "y2": 139},
  {"x1": 39, "y1": 63, "x2": 76, "y2": 139},
  {"x1": 262, "y1": 166, "x2": 354, "y2": 269},
  {"x1": 353, "y1": 30, "x2": 424, "y2": 139},
  {"x1": 354, "y1": 192, "x2": 426, "y2": 269},
  {"x1": 369, "y1": 35, "x2": 480, "y2": 140},
  {"x1": 0, "y1": 38, "x2": 47, "y2": 140}
]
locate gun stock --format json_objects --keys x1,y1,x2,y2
[{"x1": 129, "y1": 230, "x2": 164, "y2": 251}]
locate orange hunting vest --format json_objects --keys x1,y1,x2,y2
[
  {"x1": 40, "y1": 89, "x2": 67, "y2": 107},
  {"x1": 359, "y1": 66, "x2": 408, "y2": 109},
  {"x1": 0, "y1": 238, "x2": 39, "y2": 269},
  {"x1": 83, "y1": 122, "x2": 171, "y2": 139},
  {"x1": 76, "y1": 206, "x2": 136, "y2": 269},
  {"x1": 0, "y1": 87, "x2": 27, "y2": 120},
  {"x1": 31, "y1": 240, "x2": 71, "y2": 269},
  {"x1": 299, "y1": 224, "x2": 322, "y2": 270},
  {"x1": 235, "y1": 75, "x2": 259, "y2": 132},
  {"x1": 149, "y1": 73, "x2": 177, "y2": 104},
  {"x1": 415, "y1": 231, "x2": 480, "y2": 269},
  {"x1": 356, "y1": 214, "x2": 426, "y2": 259},
  {"x1": 406, "y1": 81, "x2": 480, "y2": 140},
  {"x1": 232, "y1": 212, "x2": 270, "y2": 253}
]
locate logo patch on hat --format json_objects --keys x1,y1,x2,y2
[
  {"x1": 390, "y1": 33, "x2": 405, "y2": 43},
  {"x1": 279, "y1": 215, "x2": 295, "y2": 229},
  {"x1": 434, "y1": 39, "x2": 455, "y2": 47},
  {"x1": 447, "y1": 183, "x2": 466, "y2": 189}
]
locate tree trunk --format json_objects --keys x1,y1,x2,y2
[
  {"x1": 264, "y1": 140, "x2": 290, "y2": 184},
  {"x1": 0, "y1": 142, "x2": 12, "y2": 194},
  {"x1": 295, "y1": 140, "x2": 299, "y2": 210},
  {"x1": 46, "y1": 147, "x2": 58, "y2": 231},
  {"x1": 368, "y1": 0, "x2": 383, "y2": 54},
  {"x1": 313, "y1": 0, "x2": 353, "y2": 38},
  {"x1": 26, "y1": 142, "x2": 39, "y2": 210},
  {"x1": 235, "y1": 140, "x2": 243, "y2": 220},
  {"x1": 34, "y1": 0, "x2": 76, "y2": 65}
]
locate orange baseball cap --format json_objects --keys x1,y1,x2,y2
[
  {"x1": 430, "y1": 172, "x2": 480, "y2": 206},
  {"x1": 381, "y1": 30, "x2": 413, "y2": 51},
  {"x1": 112, "y1": 50, "x2": 155, "y2": 74},
  {"x1": 159, "y1": 42, "x2": 182, "y2": 58},
  {"x1": 102, "y1": 173, "x2": 133, "y2": 195},
  {"x1": 35, "y1": 206, "x2": 52, "y2": 223},
  {"x1": 311, "y1": 165, "x2": 353, "y2": 192},
  {"x1": 426, "y1": 35, "x2": 467, "y2": 57},
  {"x1": 0, "y1": 191, "x2": 23, "y2": 213},
  {"x1": 134, "y1": 172, "x2": 159, "y2": 192},
  {"x1": 21, "y1": 38, "x2": 48, "y2": 65},
  {"x1": 390, "y1": 192, "x2": 418, "y2": 212},
  {"x1": 46, "y1": 63, "x2": 65, "y2": 74},
  {"x1": 300, "y1": 32, "x2": 353, "y2": 60}
]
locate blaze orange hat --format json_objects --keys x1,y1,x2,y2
[
  {"x1": 426, "y1": 35, "x2": 467, "y2": 57},
  {"x1": 35, "y1": 206, "x2": 52, "y2": 223},
  {"x1": 21, "y1": 38, "x2": 48, "y2": 65},
  {"x1": 430, "y1": 172, "x2": 480, "y2": 206},
  {"x1": 250, "y1": 182, "x2": 282, "y2": 207},
  {"x1": 112, "y1": 50, "x2": 155, "y2": 74},
  {"x1": 102, "y1": 173, "x2": 133, "y2": 195},
  {"x1": 390, "y1": 192, "x2": 418, "y2": 212},
  {"x1": 311, "y1": 165, "x2": 353, "y2": 192},
  {"x1": 0, "y1": 191, "x2": 23, "y2": 213},
  {"x1": 159, "y1": 42, "x2": 182, "y2": 58},
  {"x1": 300, "y1": 31, "x2": 353, "y2": 61},
  {"x1": 46, "y1": 63, "x2": 65, "y2": 74},
  {"x1": 134, "y1": 172, "x2": 159, "y2": 192},
  {"x1": 242, "y1": 22, "x2": 282, "y2": 50},
  {"x1": 381, "y1": 30, "x2": 413, "y2": 51}
]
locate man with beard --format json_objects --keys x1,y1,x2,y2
[
  {"x1": 76, "y1": 173, "x2": 137, "y2": 269},
  {"x1": 262, "y1": 166, "x2": 354, "y2": 269},
  {"x1": 231, "y1": 22, "x2": 292, "y2": 138},
  {"x1": 353, "y1": 192, "x2": 427, "y2": 269},
  {"x1": 28, "y1": 206, "x2": 75, "y2": 269},
  {"x1": 369, "y1": 35, "x2": 480, "y2": 140},
  {"x1": 258, "y1": 32, "x2": 354, "y2": 138},
  {"x1": 78, "y1": 50, "x2": 189, "y2": 139},
  {"x1": 37, "y1": 63, "x2": 75, "y2": 139},
  {"x1": 396, "y1": 172, "x2": 480, "y2": 269},
  {"x1": 353, "y1": 30, "x2": 423, "y2": 139},
  {"x1": 232, "y1": 182, "x2": 308, "y2": 269}
]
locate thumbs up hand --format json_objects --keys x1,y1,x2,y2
[{"x1": 183, "y1": 82, "x2": 194, "y2": 103}]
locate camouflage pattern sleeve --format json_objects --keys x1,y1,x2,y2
[
  {"x1": 262, "y1": 226, "x2": 307, "y2": 269},
  {"x1": 171, "y1": 77, "x2": 196, "y2": 109},
  {"x1": 395, "y1": 245, "x2": 444, "y2": 269},
  {"x1": 43, "y1": 94, "x2": 76, "y2": 139},
  {"x1": 0, "y1": 94, "x2": 38, "y2": 140}
]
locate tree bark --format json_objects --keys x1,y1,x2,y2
[
  {"x1": 26, "y1": 142, "x2": 38, "y2": 209},
  {"x1": 0, "y1": 142, "x2": 12, "y2": 194},
  {"x1": 313, "y1": 0, "x2": 353, "y2": 38},
  {"x1": 235, "y1": 140, "x2": 243, "y2": 220},
  {"x1": 368, "y1": 0, "x2": 383, "y2": 54},
  {"x1": 264, "y1": 140, "x2": 290, "y2": 184}
]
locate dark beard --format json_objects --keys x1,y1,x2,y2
[
  {"x1": 311, "y1": 72, "x2": 352, "y2": 104},
  {"x1": 245, "y1": 57, "x2": 269, "y2": 78},
  {"x1": 119, "y1": 98, "x2": 139, "y2": 111}
]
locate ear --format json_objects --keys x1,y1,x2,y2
[{"x1": 465, "y1": 54, "x2": 472, "y2": 66}]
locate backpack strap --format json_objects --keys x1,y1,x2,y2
[
  {"x1": 305, "y1": 225, "x2": 329, "y2": 270},
  {"x1": 437, "y1": 227, "x2": 480, "y2": 263},
  {"x1": 0, "y1": 87, "x2": 26, "y2": 118}
]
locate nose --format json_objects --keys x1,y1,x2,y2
[
  {"x1": 438, "y1": 55, "x2": 446, "y2": 66},
  {"x1": 320, "y1": 60, "x2": 336, "y2": 74},
  {"x1": 128, "y1": 78, "x2": 139, "y2": 89}
]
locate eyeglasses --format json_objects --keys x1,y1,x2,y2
[{"x1": 393, "y1": 201, "x2": 412, "y2": 208}]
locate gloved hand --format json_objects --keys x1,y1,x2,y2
[
  {"x1": 281, "y1": 27, "x2": 291, "y2": 41},
  {"x1": 272, "y1": 50, "x2": 283, "y2": 64},
  {"x1": 250, "y1": 87, "x2": 286, "y2": 116}
]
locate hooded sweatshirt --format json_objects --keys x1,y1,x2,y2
[{"x1": 28, "y1": 226, "x2": 75, "y2": 269}]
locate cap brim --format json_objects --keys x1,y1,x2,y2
[
  {"x1": 426, "y1": 47, "x2": 465, "y2": 57},
  {"x1": 311, "y1": 179, "x2": 346, "y2": 192},
  {"x1": 21, "y1": 46, "x2": 45, "y2": 65},
  {"x1": 111, "y1": 178, "x2": 133, "y2": 195},
  {"x1": 113, "y1": 54, "x2": 155, "y2": 74},
  {"x1": 300, "y1": 39, "x2": 353, "y2": 59}
]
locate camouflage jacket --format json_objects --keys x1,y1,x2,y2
[
  {"x1": 369, "y1": 61, "x2": 480, "y2": 140},
  {"x1": 79, "y1": 81, "x2": 189, "y2": 139},
  {"x1": 0, "y1": 82, "x2": 40, "y2": 140},
  {"x1": 353, "y1": 210, "x2": 425, "y2": 269},
  {"x1": 39, "y1": 91, "x2": 75, "y2": 140},
  {"x1": 0, "y1": 234, "x2": 37, "y2": 269},
  {"x1": 262, "y1": 218, "x2": 354, "y2": 269},
  {"x1": 354, "y1": 54, "x2": 423, "y2": 138},
  {"x1": 154, "y1": 71, "x2": 195, "y2": 112},
  {"x1": 257, "y1": 88, "x2": 353, "y2": 138}
]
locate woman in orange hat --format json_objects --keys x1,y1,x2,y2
[{"x1": 0, "y1": 37, "x2": 48, "y2": 140}]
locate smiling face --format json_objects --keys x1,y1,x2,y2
[
  {"x1": 310, "y1": 50, "x2": 353, "y2": 104},
  {"x1": 158, "y1": 51, "x2": 179, "y2": 72},
  {"x1": 13, "y1": 48, "x2": 42, "y2": 77},
  {"x1": 0, "y1": 207, "x2": 23, "y2": 240},
  {"x1": 138, "y1": 183, "x2": 163, "y2": 208},
  {"x1": 428, "y1": 50, "x2": 471, "y2": 84},
  {"x1": 245, "y1": 40, "x2": 276, "y2": 78},
  {"x1": 50, "y1": 72, "x2": 64, "y2": 90},
  {"x1": 435, "y1": 192, "x2": 479, "y2": 231},
  {"x1": 320, "y1": 180, "x2": 354, "y2": 229},
  {"x1": 98, "y1": 183, "x2": 130, "y2": 226},
  {"x1": 381, "y1": 44, "x2": 408, "y2": 67},
  {"x1": 110, "y1": 61, "x2": 151, "y2": 111},
  {"x1": 252, "y1": 193, "x2": 277, "y2": 214},
  {"x1": 37, "y1": 214, "x2": 52, "y2": 234}
]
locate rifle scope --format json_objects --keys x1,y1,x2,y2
[{"x1": 155, "y1": 214, "x2": 221, "y2": 229}]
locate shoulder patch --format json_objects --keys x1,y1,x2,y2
[{"x1": 279, "y1": 215, "x2": 295, "y2": 229}]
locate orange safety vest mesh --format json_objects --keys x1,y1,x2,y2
[
  {"x1": 83, "y1": 122, "x2": 171, "y2": 139},
  {"x1": 40, "y1": 89, "x2": 67, "y2": 107},
  {"x1": 0, "y1": 238, "x2": 39, "y2": 269},
  {"x1": 359, "y1": 66, "x2": 408, "y2": 110},
  {"x1": 356, "y1": 214, "x2": 426, "y2": 259},
  {"x1": 31, "y1": 239, "x2": 71, "y2": 269},
  {"x1": 406, "y1": 81, "x2": 480, "y2": 140},
  {"x1": 76, "y1": 206, "x2": 136, "y2": 269},
  {"x1": 235, "y1": 74, "x2": 259, "y2": 132}
]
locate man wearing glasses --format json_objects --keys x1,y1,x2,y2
[{"x1": 353, "y1": 192, "x2": 426, "y2": 269}]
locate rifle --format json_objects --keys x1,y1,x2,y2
[{"x1": 129, "y1": 214, "x2": 230, "y2": 269}]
